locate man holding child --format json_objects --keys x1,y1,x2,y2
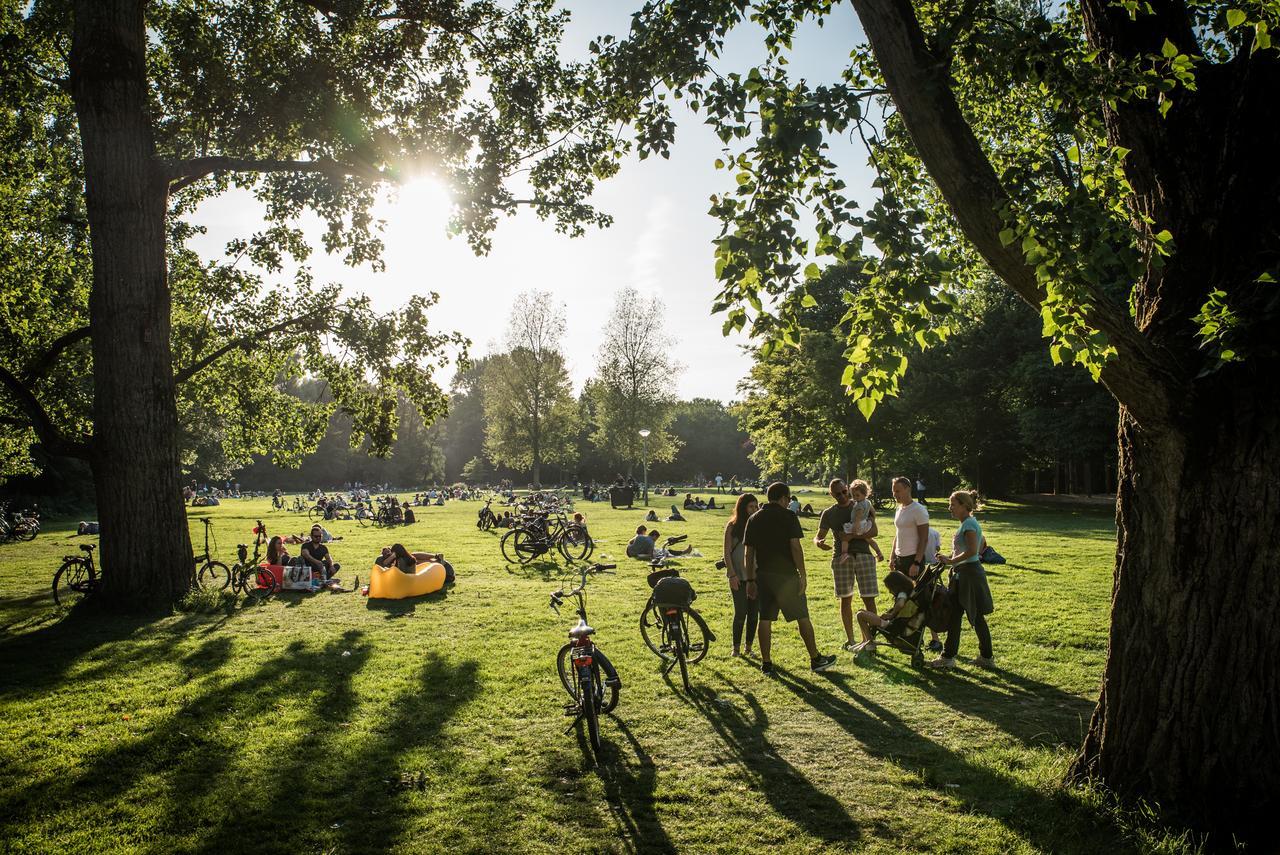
[{"x1": 815, "y1": 479, "x2": 883, "y2": 650}]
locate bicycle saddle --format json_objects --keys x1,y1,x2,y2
[
  {"x1": 79, "y1": 544, "x2": 95, "y2": 552},
  {"x1": 568, "y1": 618, "x2": 595, "y2": 639}
]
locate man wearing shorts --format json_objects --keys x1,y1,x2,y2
[
  {"x1": 743, "y1": 481, "x2": 837, "y2": 675},
  {"x1": 815, "y1": 479, "x2": 879, "y2": 651}
]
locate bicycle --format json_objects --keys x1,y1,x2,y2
[
  {"x1": 230, "y1": 520, "x2": 278, "y2": 601},
  {"x1": 638, "y1": 536, "x2": 714, "y2": 691},
  {"x1": 549, "y1": 562, "x2": 621, "y2": 758},
  {"x1": 0, "y1": 503, "x2": 40, "y2": 543},
  {"x1": 476, "y1": 496, "x2": 499, "y2": 531},
  {"x1": 193, "y1": 518, "x2": 232, "y2": 589},
  {"x1": 52, "y1": 543, "x2": 99, "y2": 606}
]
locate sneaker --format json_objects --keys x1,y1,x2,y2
[
  {"x1": 851, "y1": 640, "x2": 878, "y2": 656},
  {"x1": 970, "y1": 656, "x2": 996, "y2": 669},
  {"x1": 810, "y1": 654, "x2": 837, "y2": 672},
  {"x1": 927, "y1": 639, "x2": 943, "y2": 653},
  {"x1": 760, "y1": 661, "x2": 775, "y2": 675},
  {"x1": 926, "y1": 656, "x2": 957, "y2": 669},
  {"x1": 841, "y1": 640, "x2": 857, "y2": 652}
]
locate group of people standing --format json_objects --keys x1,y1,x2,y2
[{"x1": 721, "y1": 476, "x2": 995, "y2": 673}]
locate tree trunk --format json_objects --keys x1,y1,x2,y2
[
  {"x1": 1071, "y1": 380, "x2": 1280, "y2": 838},
  {"x1": 72, "y1": 0, "x2": 193, "y2": 610}
]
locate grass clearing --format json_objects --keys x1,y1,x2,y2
[{"x1": 0, "y1": 492, "x2": 1195, "y2": 853}]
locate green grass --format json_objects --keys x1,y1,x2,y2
[{"x1": 0, "y1": 493, "x2": 1196, "y2": 853}]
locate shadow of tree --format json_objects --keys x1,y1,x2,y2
[
  {"x1": 4, "y1": 628, "x2": 485, "y2": 853},
  {"x1": 770, "y1": 667, "x2": 1131, "y2": 853}
]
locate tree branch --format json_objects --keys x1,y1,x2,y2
[
  {"x1": 165, "y1": 156, "x2": 389, "y2": 195},
  {"x1": 850, "y1": 0, "x2": 1184, "y2": 429},
  {"x1": 0, "y1": 364, "x2": 91, "y2": 459},
  {"x1": 23, "y1": 326, "x2": 91, "y2": 384},
  {"x1": 173, "y1": 314, "x2": 325, "y2": 385}
]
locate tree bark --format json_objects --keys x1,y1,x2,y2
[
  {"x1": 849, "y1": 0, "x2": 1280, "y2": 839},
  {"x1": 72, "y1": 0, "x2": 194, "y2": 610},
  {"x1": 1074, "y1": 379, "x2": 1280, "y2": 838}
]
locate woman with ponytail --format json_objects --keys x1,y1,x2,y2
[{"x1": 928, "y1": 490, "x2": 995, "y2": 670}]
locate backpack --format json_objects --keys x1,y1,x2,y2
[{"x1": 652, "y1": 575, "x2": 696, "y2": 609}]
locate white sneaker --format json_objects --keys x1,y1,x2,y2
[
  {"x1": 926, "y1": 656, "x2": 957, "y2": 669},
  {"x1": 970, "y1": 656, "x2": 996, "y2": 669}
]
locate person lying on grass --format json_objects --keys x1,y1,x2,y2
[{"x1": 376, "y1": 543, "x2": 455, "y2": 583}]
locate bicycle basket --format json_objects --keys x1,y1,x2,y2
[{"x1": 652, "y1": 576, "x2": 696, "y2": 609}]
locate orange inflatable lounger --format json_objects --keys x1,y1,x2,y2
[{"x1": 368, "y1": 561, "x2": 446, "y2": 599}]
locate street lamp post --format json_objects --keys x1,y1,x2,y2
[{"x1": 638, "y1": 429, "x2": 651, "y2": 505}]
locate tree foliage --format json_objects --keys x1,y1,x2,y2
[
  {"x1": 481, "y1": 291, "x2": 577, "y2": 483},
  {"x1": 588, "y1": 288, "x2": 682, "y2": 470}
]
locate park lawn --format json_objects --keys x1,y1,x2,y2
[{"x1": 0, "y1": 493, "x2": 1192, "y2": 854}]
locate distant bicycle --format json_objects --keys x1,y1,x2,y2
[
  {"x1": 477, "y1": 496, "x2": 499, "y2": 531},
  {"x1": 549, "y1": 562, "x2": 621, "y2": 758},
  {"x1": 0, "y1": 503, "x2": 39, "y2": 543}
]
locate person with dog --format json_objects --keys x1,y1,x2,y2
[
  {"x1": 929, "y1": 489, "x2": 995, "y2": 669},
  {"x1": 722, "y1": 493, "x2": 761, "y2": 657},
  {"x1": 743, "y1": 482, "x2": 837, "y2": 674},
  {"x1": 816, "y1": 478, "x2": 883, "y2": 650}
]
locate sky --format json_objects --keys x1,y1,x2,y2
[{"x1": 186, "y1": 3, "x2": 875, "y2": 402}]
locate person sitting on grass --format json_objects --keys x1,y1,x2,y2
[
  {"x1": 849, "y1": 570, "x2": 916, "y2": 656},
  {"x1": 683, "y1": 493, "x2": 697, "y2": 510},
  {"x1": 376, "y1": 543, "x2": 455, "y2": 583},
  {"x1": 301, "y1": 524, "x2": 341, "y2": 580},
  {"x1": 667, "y1": 504, "x2": 686, "y2": 522},
  {"x1": 626, "y1": 526, "x2": 657, "y2": 558},
  {"x1": 402, "y1": 501, "x2": 416, "y2": 524}
]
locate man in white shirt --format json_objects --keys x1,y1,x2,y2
[{"x1": 890, "y1": 476, "x2": 929, "y2": 580}]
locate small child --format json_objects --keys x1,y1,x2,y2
[
  {"x1": 851, "y1": 570, "x2": 915, "y2": 655},
  {"x1": 840, "y1": 480, "x2": 885, "y2": 562}
]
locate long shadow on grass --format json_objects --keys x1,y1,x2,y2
[
  {"x1": 6, "y1": 627, "x2": 485, "y2": 853},
  {"x1": 871, "y1": 658, "x2": 1096, "y2": 749},
  {"x1": 594, "y1": 717, "x2": 676, "y2": 853},
  {"x1": 678, "y1": 680, "x2": 863, "y2": 846},
  {"x1": 771, "y1": 667, "x2": 1132, "y2": 853},
  {"x1": 0, "y1": 606, "x2": 249, "y2": 700}
]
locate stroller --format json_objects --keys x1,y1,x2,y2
[{"x1": 868, "y1": 563, "x2": 951, "y2": 667}]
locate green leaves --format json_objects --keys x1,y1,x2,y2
[{"x1": 1227, "y1": 8, "x2": 1247, "y2": 28}]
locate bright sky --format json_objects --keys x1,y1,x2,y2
[{"x1": 187, "y1": 3, "x2": 875, "y2": 401}]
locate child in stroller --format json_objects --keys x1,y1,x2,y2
[{"x1": 850, "y1": 564, "x2": 950, "y2": 666}]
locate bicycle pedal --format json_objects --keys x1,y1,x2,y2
[{"x1": 563, "y1": 705, "x2": 578, "y2": 717}]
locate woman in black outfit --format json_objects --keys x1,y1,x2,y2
[{"x1": 722, "y1": 493, "x2": 761, "y2": 657}]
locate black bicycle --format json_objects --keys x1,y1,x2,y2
[
  {"x1": 550, "y1": 562, "x2": 621, "y2": 758},
  {"x1": 0, "y1": 503, "x2": 39, "y2": 543},
  {"x1": 53, "y1": 543, "x2": 99, "y2": 606},
  {"x1": 194, "y1": 518, "x2": 232, "y2": 589},
  {"x1": 639, "y1": 536, "x2": 714, "y2": 691},
  {"x1": 477, "y1": 496, "x2": 499, "y2": 531}
]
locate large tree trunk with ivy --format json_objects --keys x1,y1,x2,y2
[
  {"x1": 849, "y1": 0, "x2": 1280, "y2": 839},
  {"x1": 72, "y1": 0, "x2": 193, "y2": 610}
]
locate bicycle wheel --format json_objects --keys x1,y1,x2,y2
[
  {"x1": 52, "y1": 558, "x2": 96, "y2": 606},
  {"x1": 639, "y1": 599, "x2": 674, "y2": 661},
  {"x1": 308, "y1": 506, "x2": 324, "y2": 522},
  {"x1": 556, "y1": 524, "x2": 592, "y2": 562},
  {"x1": 557, "y1": 644, "x2": 618, "y2": 712},
  {"x1": 197, "y1": 560, "x2": 232, "y2": 590},
  {"x1": 240, "y1": 565, "x2": 275, "y2": 601},
  {"x1": 676, "y1": 629, "x2": 691, "y2": 691},
  {"x1": 500, "y1": 529, "x2": 524, "y2": 564},
  {"x1": 580, "y1": 670, "x2": 602, "y2": 757},
  {"x1": 683, "y1": 608, "x2": 713, "y2": 664},
  {"x1": 14, "y1": 520, "x2": 38, "y2": 542}
]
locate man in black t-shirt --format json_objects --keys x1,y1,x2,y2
[
  {"x1": 301, "y1": 524, "x2": 339, "y2": 580},
  {"x1": 743, "y1": 482, "x2": 837, "y2": 674}
]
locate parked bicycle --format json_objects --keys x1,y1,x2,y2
[
  {"x1": 231, "y1": 520, "x2": 278, "y2": 601},
  {"x1": 52, "y1": 543, "x2": 99, "y2": 606},
  {"x1": 476, "y1": 496, "x2": 499, "y2": 531},
  {"x1": 501, "y1": 507, "x2": 591, "y2": 564},
  {"x1": 194, "y1": 518, "x2": 232, "y2": 589},
  {"x1": 0, "y1": 503, "x2": 40, "y2": 543},
  {"x1": 639, "y1": 536, "x2": 714, "y2": 691},
  {"x1": 549, "y1": 561, "x2": 621, "y2": 758}
]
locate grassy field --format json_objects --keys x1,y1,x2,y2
[{"x1": 0, "y1": 491, "x2": 1196, "y2": 854}]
